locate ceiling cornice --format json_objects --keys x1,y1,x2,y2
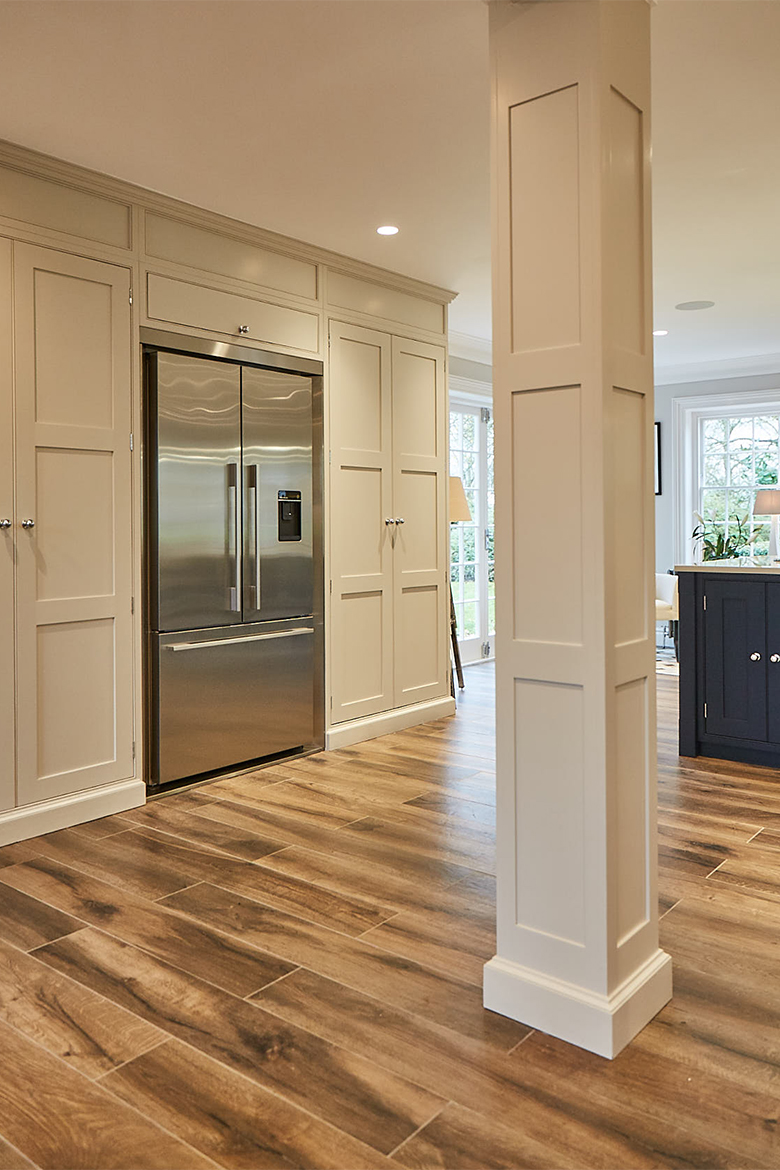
[
  {"x1": 448, "y1": 330, "x2": 493, "y2": 365},
  {"x1": 655, "y1": 352, "x2": 780, "y2": 387}
]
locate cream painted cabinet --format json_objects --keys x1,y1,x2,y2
[
  {"x1": 329, "y1": 321, "x2": 448, "y2": 726},
  {"x1": 0, "y1": 240, "x2": 14, "y2": 812},
  {"x1": 8, "y1": 243, "x2": 134, "y2": 808}
]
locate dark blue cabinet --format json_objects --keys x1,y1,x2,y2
[
  {"x1": 702, "y1": 577, "x2": 766, "y2": 741},
  {"x1": 679, "y1": 570, "x2": 780, "y2": 768}
]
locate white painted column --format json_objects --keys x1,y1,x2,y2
[{"x1": 484, "y1": 0, "x2": 672, "y2": 1059}]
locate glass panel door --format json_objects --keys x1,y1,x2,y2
[{"x1": 449, "y1": 402, "x2": 494, "y2": 664}]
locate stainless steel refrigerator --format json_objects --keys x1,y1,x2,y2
[{"x1": 142, "y1": 329, "x2": 324, "y2": 788}]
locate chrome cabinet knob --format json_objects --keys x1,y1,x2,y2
[
  {"x1": 750, "y1": 652, "x2": 761, "y2": 662},
  {"x1": 385, "y1": 518, "x2": 395, "y2": 526},
  {"x1": 237, "y1": 324, "x2": 250, "y2": 335},
  {"x1": 21, "y1": 519, "x2": 35, "y2": 529},
  {"x1": 395, "y1": 517, "x2": 405, "y2": 525},
  {"x1": 0, "y1": 519, "x2": 10, "y2": 530},
  {"x1": 771, "y1": 654, "x2": 780, "y2": 664}
]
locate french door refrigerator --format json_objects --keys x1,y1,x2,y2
[{"x1": 142, "y1": 329, "x2": 324, "y2": 789}]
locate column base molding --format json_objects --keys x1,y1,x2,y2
[
  {"x1": 326, "y1": 695, "x2": 456, "y2": 750},
  {"x1": 0, "y1": 778, "x2": 146, "y2": 847},
  {"x1": 483, "y1": 947, "x2": 673, "y2": 1059}
]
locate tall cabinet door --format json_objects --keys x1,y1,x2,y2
[
  {"x1": 703, "y1": 576, "x2": 766, "y2": 742},
  {"x1": 392, "y1": 336, "x2": 448, "y2": 707},
  {"x1": 329, "y1": 321, "x2": 395, "y2": 722},
  {"x1": 765, "y1": 582, "x2": 780, "y2": 744},
  {"x1": 14, "y1": 244, "x2": 134, "y2": 803},
  {"x1": 0, "y1": 240, "x2": 14, "y2": 813}
]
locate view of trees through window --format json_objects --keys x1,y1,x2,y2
[
  {"x1": 449, "y1": 406, "x2": 495, "y2": 648},
  {"x1": 700, "y1": 414, "x2": 780, "y2": 556}
]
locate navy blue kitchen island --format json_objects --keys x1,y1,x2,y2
[{"x1": 678, "y1": 565, "x2": 780, "y2": 768}]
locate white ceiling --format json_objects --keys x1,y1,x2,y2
[{"x1": 0, "y1": 0, "x2": 777, "y2": 382}]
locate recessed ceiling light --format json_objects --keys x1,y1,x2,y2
[
  {"x1": 653, "y1": 329, "x2": 669, "y2": 337},
  {"x1": 675, "y1": 300, "x2": 715, "y2": 311},
  {"x1": 376, "y1": 225, "x2": 399, "y2": 236}
]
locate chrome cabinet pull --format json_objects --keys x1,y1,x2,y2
[
  {"x1": 0, "y1": 519, "x2": 10, "y2": 530},
  {"x1": 750, "y1": 652, "x2": 762, "y2": 662},
  {"x1": 395, "y1": 517, "x2": 405, "y2": 525},
  {"x1": 385, "y1": 518, "x2": 395, "y2": 526},
  {"x1": 21, "y1": 519, "x2": 34, "y2": 529},
  {"x1": 237, "y1": 324, "x2": 250, "y2": 335},
  {"x1": 771, "y1": 654, "x2": 780, "y2": 664}
]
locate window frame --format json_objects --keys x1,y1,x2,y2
[
  {"x1": 673, "y1": 389, "x2": 780, "y2": 564},
  {"x1": 449, "y1": 390, "x2": 494, "y2": 663}
]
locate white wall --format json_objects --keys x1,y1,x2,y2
[{"x1": 655, "y1": 371, "x2": 780, "y2": 572}]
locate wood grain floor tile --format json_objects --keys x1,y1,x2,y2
[
  {"x1": 0, "y1": 1135, "x2": 35, "y2": 1170},
  {"x1": 0, "y1": 937, "x2": 163, "y2": 1078},
  {"x1": 31, "y1": 828, "x2": 200, "y2": 900},
  {"x1": 0, "y1": 1015, "x2": 216, "y2": 1169},
  {"x1": 108, "y1": 827, "x2": 394, "y2": 935},
  {"x1": 191, "y1": 798, "x2": 481, "y2": 888},
  {"x1": 68, "y1": 814, "x2": 137, "y2": 840},
  {"x1": 117, "y1": 799, "x2": 289, "y2": 860},
  {"x1": 1, "y1": 857, "x2": 295, "y2": 996},
  {"x1": 0, "y1": 843, "x2": 40, "y2": 870},
  {"x1": 162, "y1": 881, "x2": 529, "y2": 1050},
  {"x1": 101, "y1": 1038, "x2": 396, "y2": 1169},
  {"x1": 390, "y1": 1100, "x2": 689, "y2": 1170},
  {"x1": 0, "y1": 879, "x2": 82, "y2": 950},
  {"x1": 256, "y1": 843, "x2": 486, "y2": 918},
  {"x1": 36, "y1": 927, "x2": 445, "y2": 1154},
  {"x1": 403, "y1": 791, "x2": 495, "y2": 826}
]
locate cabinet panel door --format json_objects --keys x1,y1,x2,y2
[
  {"x1": 703, "y1": 577, "x2": 766, "y2": 741},
  {"x1": 765, "y1": 582, "x2": 780, "y2": 743},
  {"x1": 0, "y1": 239, "x2": 13, "y2": 813},
  {"x1": 329, "y1": 321, "x2": 394, "y2": 722},
  {"x1": 14, "y1": 244, "x2": 134, "y2": 804},
  {"x1": 391, "y1": 336, "x2": 448, "y2": 707}
]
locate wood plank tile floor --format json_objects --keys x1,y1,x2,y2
[{"x1": 1, "y1": 665, "x2": 779, "y2": 1167}]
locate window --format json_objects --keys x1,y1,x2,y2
[
  {"x1": 672, "y1": 390, "x2": 780, "y2": 565},
  {"x1": 699, "y1": 414, "x2": 779, "y2": 556},
  {"x1": 449, "y1": 403, "x2": 495, "y2": 662}
]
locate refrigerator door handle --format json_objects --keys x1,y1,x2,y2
[
  {"x1": 246, "y1": 464, "x2": 260, "y2": 610},
  {"x1": 165, "y1": 627, "x2": 314, "y2": 651},
  {"x1": 227, "y1": 462, "x2": 240, "y2": 611}
]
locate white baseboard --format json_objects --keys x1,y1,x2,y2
[
  {"x1": 483, "y1": 948, "x2": 673, "y2": 1059},
  {"x1": 0, "y1": 778, "x2": 146, "y2": 847},
  {"x1": 326, "y1": 695, "x2": 456, "y2": 750}
]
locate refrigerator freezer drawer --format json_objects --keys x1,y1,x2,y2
[{"x1": 153, "y1": 625, "x2": 316, "y2": 785}]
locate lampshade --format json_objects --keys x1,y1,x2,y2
[
  {"x1": 753, "y1": 489, "x2": 780, "y2": 516},
  {"x1": 449, "y1": 476, "x2": 472, "y2": 523}
]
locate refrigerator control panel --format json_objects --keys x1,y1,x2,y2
[{"x1": 278, "y1": 490, "x2": 302, "y2": 542}]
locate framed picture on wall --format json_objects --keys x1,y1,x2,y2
[{"x1": 655, "y1": 421, "x2": 662, "y2": 495}]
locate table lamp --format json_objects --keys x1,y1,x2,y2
[
  {"x1": 753, "y1": 489, "x2": 780, "y2": 560},
  {"x1": 449, "y1": 475, "x2": 472, "y2": 524}
]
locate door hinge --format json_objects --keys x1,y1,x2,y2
[
  {"x1": 481, "y1": 407, "x2": 491, "y2": 423},
  {"x1": 129, "y1": 432, "x2": 134, "y2": 451},
  {"x1": 703, "y1": 594, "x2": 707, "y2": 610},
  {"x1": 328, "y1": 450, "x2": 332, "y2": 465},
  {"x1": 130, "y1": 596, "x2": 135, "y2": 614},
  {"x1": 129, "y1": 289, "x2": 133, "y2": 306},
  {"x1": 482, "y1": 640, "x2": 491, "y2": 658},
  {"x1": 484, "y1": 529, "x2": 490, "y2": 551},
  {"x1": 329, "y1": 696, "x2": 333, "y2": 710},
  {"x1": 329, "y1": 580, "x2": 333, "y2": 595},
  {"x1": 132, "y1": 740, "x2": 136, "y2": 760},
  {"x1": 703, "y1": 703, "x2": 708, "y2": 719}
]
